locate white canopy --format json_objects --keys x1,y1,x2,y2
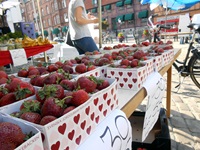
[{"x1": 0, "y1": 1, "x2": 20, "y2": 9}]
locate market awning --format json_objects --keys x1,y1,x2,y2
[
  {"x1": 91, "y1": 8, "x2": 97, "y2": 13},
  {"x1": 116, "y1": 15, "x2": 124, "y2": 22},
  {"x1": 116, "y1": 1, "x2": 124, "y2": 7},
  {"x1": 124, "y1": 0, "x2": 132, "y2": 5},
  {"x1": 43, "y1": 30, "x2": 48, "y2": 36},
  {"x1": 62, "y1": 26, "x2": 68, "y2": 32},
  {"x1": 105, "y1": 4, "x2": 111, "y2": 10},
  {"x1": 138, "y1": 10, "x2": 148, "y2": 18},
  {"x1": 124, "y1": 13, "x2": 134, "y2": 21}
]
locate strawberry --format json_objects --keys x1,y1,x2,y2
[
  {"x1": 17, "y1": 69, "x2": 28, "y2": 77},
  {"x1": 130, "y1": 59, "x2": 139, "y2": 68},
  {"x1": 0, "y1": 122, "x2": 25, "y2": 147},
  {"x1": 96, "y1": 79, "x2": 110, "y2": 90},
  {"x1": 120, "y1": 59, "x2": 130, "y2": 66},
  {"x1": 20, "y1": 99, "x2": 41, "y2": 113},
  {"x1": 126, "y1": 56, "x2": 134, "y2": 61},
  {"x1": 0, "y1": 70, "x2": 8, "y2": 79},
  {"x1": 63, "y1": 106, "x2": 76, "y2": 115},
  {"x1": 87, "y1": 65, "x2": 96, "y2": 71},
  {"x1": 20, "y1": 112, "x2": 42, "y2": 124},
  {"x1": 75, "y1": 57, "x2": 81, "y2": 64},
  {"x1": 28, "y1": 68, "x2": 40, "y2": 77},
  {"x1": 0, "y1": 138, "x2": 17, "y2": 149},
  {"x1": 43, "y1": 73, "x2": 62, "y2": 85},
  {"x1": 37, "y1": 66, "x2": 48, "y2": 75},
  {"x1": 133, "y1": 50, "x2": 145, "y2": 60},
  {"x1": 36, "y1": 84, "x2": 65, "y2": 103},
  {"x1": 47, "y1": 64, "x2": 58, "y2": 72},
  {"x1": 64, "y1": 91, "x2": 73, "y2": 104},
  {"x1": 39, "y1": 115, "x2": 57, "y2": 125},
  {"x1": 103, "y1": 53, "x2": 113, "y2": 61},
  {"x1": 28, "y1": 65, "x2": 36, "y2": 72},
  {"x1": 64, "y1": 60, "x2": 73, "y2": 67},
  {"x1": 75, "y1": 64, "x2": 87, "y2": 74},
  {"x1": 0, "y1": 77, "x2": 8, "y2": 85},
  {"x1": 71, "y1": 89, "x2": 89, "y2": 106},
  {"x1": 55, "y1": 61, "x2": 64, "y2": 68},
  {"x1": 76, "y1": 76, "x2": 97, "y2": 93},
  {"x1": 0, "y1": 93, "x2": 17, "y2": 106},
  {"x1": 5, "y1": 77, "x2": 22, "y2": 92},
  {"x1": 98, "y1": 58, "x2": 110, "y2": 66},
  {"x1": 70, "y1": 59, "x2": 77, "y2": 64},
  {"x1": 0, "y1": 86, "x2": 8, "y2": 99},
  {"x1": 41, "y1": 97, "x2": 66, "y2": 117},
  {"x1": 62, "y1": 65, "x2": 74, "y2": 74},
  {"x1": 60, "y1": 79, "x2": 75, "y2": 91}
]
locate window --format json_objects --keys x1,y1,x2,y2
[
  {"x1": 64, "y1": 13, "x2": 68, "y2": 22},
  {"x1": 43, "y1": 20, "x2": 46, "y2": 27},
  {"x1": 54, "y1": 16, "x2": 56, "y2": 25},
  {"x1": 51, "y1": 3, "x2": 54, "y2": 12},
  {"x1": 54, "y1": 0, "x2": 58, "y2": 11},
  {"x1": 62, "y1": 0, "x2": 66, "y2": 8},
  {"x1": 46, "y1": 6, "x2": 49, "y2": 14},
  {"x1": 41, "y1": 8, "x2": 44, "y2": 16},
  {"x1": 56, "y1": 15, "x2": 60, "y2": 24},
  {"x1": 92, "y1": 0, "x2": 97, "y2": 5},
  {"x1": 48, "y1": 18, "x2": 51, "y2": 26}
]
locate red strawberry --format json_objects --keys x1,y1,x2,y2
[
  {"x1": 63, "y1": 106, "x2": 76, "y2": 115},
  {"x1": 0, "y1": 77, "x2": 8, "y2": 85},
  {"x1": 37, "y1": 66, "x2": 48, "y2": 75},
  {"x1": 98, "y1": 58, "x2": 110, "y2": 66},
  {"x1": 28, "y1": 68, "x2": 40, "y2": 77},
  {"x1": 64, "y1": 60, "x2": 73, "y2": 67},
  {"x1": 39, "y1": 115, "x2": 57, "y2": 125},
  {"x1": 47, "y1": 64, "x2": 58, "y2": 72},
  {"x1": 71, "y1": 90, "x2": 89, "y2": 106},
  {"x1": 120, "y1": 59, "x2": 130, "y2": 66},
  {"x1": 0, "y1": 86, "x2": 8, "y2": 99},
  {"x1": 75, "y1": 64, "x2": 87, "y2": 74},
  {"x1": 96, "y1": 79, "x2": 110, "y2": 90},
  {"x1": 0, "y1": 93, "x2": 17, "y2": 106},
  {"x1": 20, "y1": 112, "x2": 42, "y2": 124},
  {"x1": 75, "y1": 57, "x2": 81, "y2": 64},
  {"x1": 87, "y1": 65, "x2": 96, "y2": 71},
  {"x1": 17, "y1": 69, "x2": 28, "y2": 77},
  {"x1": 70, "y1": 59, "x2": 77, "y2": 64},
  {"x1": 76, "y1": 76, "x2": 97, "y2": 93},
  {"x1": 60, "y1": 79, "x2": 75, "y2": 91},
  {"x1": 0, "y1": 122, "x2": 25, "y2": 147},
  {"x1": 62, "y1": 65, "x2": 74, "y2": 74},
  {"x1": 126, "y1": 56, "x2": 134, "y2": 61},
  {"x1": 34, "y1": 76, "x2": 46, "y2": 87},
  {"x1": 130, "y1": 59, "x2": 139, "y2": 68},
  {"x1": 5, "y1": 77, "x2": 22, "y2": 92},
  {"x1": 41, "y1": 97, "x2": 66, "y2": 117},
  {"x1": 64, "y1": 91, "x2": 73, "y2": 104},
  {"x1": 0, "y1": 70, "x2": 8, "y2": 79},
  {"x1": 133, "y1": 50, "x2": 145, "y2": 60},
  {"x1": 55, "y1": 61, "x2": 64, "y2": 68},
  {"x1": 43, "y1": 73, "x2": 62, "y2": 85},
  {"x1": 0, "y1": 138, "x2": 17, "y2": 149}
]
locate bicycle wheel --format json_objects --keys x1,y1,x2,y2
[{"x1": 188, "y1": 54, "x2": 200, "y2": 89}]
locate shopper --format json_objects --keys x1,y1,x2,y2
[
  {"x1": 153, "y1": 25, "x2": 161, "y2": 43},
  {"x1": 68, "y1": 0, "x2": 99, "y2": 55}
]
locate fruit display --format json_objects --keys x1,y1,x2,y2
[{"x1": 22, "y1": 36, "x2": 51, "y2": 48}]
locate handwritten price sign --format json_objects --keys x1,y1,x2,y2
[
  {"x1": 78, "y1": 109, "x2": 132, "y2": 150},
  {"x1": 142, "y1": 72, "x2": 166, "y2": 142},
  {"x1": 9, "y1": 49, "x2": 27, "y2": 66}
]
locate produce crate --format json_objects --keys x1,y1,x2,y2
[
  {"x1": 107, "y1": 63, "x2": 147, "y2": 90},
  {"x1": 0, "y1": 78, "x2": 118, "y2": 150},
  {"x1": 129, "y1": 108, "x2": 171, "y2": 150},
  {"x1": 0, "y1": 113, "x2": 44, "y2": 150}
]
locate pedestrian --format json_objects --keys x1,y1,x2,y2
[
  {"x1": 68, "y1": 0, "x2": 99, "y2": 55},
  {"x1": 153, "y1": 25, "x2": 161, "y2": 43}
]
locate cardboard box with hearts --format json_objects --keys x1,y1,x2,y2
[{"x1": 0, "y1": 78, "x2": 118, "y2": 150}]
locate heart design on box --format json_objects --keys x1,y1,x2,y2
[
  {"x1": 103, "y1": 109, "x2": 107, "y2": 116},
  {"x1": 128, "y1": 84, "x2": 133, "y2": 89},
  {"x1": 95, "y1": 72, "x2": 98, "y2": 76},
  {"x1": 111, "y1": 71, "x2": 115, "y2": 75},
  {"x1": 86, "y1": 126, "x2": 91, "y2": 135},
  {"x1": 147, "y1": 63, "x2": 149, "y2": 66},
  {"x1": 114, "y1": 94, "x2": 116, "y2": 100},
  {"x1": 115, "y1": 77, "x2": 119, "y2": 81},
  {"x1": 90, "y1": 112, "x2": 95, "y2": 121},
  {"x1": 98, "y1": 104, "x2": 103, "y2": 111},
  {"x1": 65, "y1": 147, "x2": 69, "y2": 150},
  {"x1": 138, "y1": 72, "x2": 141, "y2": 76},
  {"x1": 101, "y1": 69, "x2": 104, "y2": 73},
  {"x1": 80, "y1": 120, "x2": 86, "y2": 130},
  {"x1": 138, "y1": 84, "x2": 141, "y2": 88},
  {"x1": 107, "y1": 99, "x2": 111, "y2": 106},
  {"x1": 119, "y1": 83, "x2": 124, "y2": 87},
  {"x1": 94, "y1": 98, "x2": 99, "y2": 106},
  {"x1": 95, "y1": 116, "x2": 100, "y2": 124},
  {"x1": 116, "y1": 100, "x2": 119, "y2": 105},
  {"x1": 103, "y1": 93, "x2": 107, "y2": 100},
  {"x1": 123, "y1": 78, "x2": 128, "y2": 82},
  {"x1": 111, "y1": 104, "x2": 114, "y2": 110},
  {"x1": 58, "y1": 123, "x2": 66, "y2": 135},
  {"x1": 104, "y1": 74, "x2": 107, "y2": 77},
  {"x1": 68, "y1": 130, "x2": 75, "y2": 140},
  {"x1": 127, "y1": 72, "x2": 132, "y2": 77},
  {"x1": 51, "y1": 141, "x2": 60, "y2": 150},
  {"x1": 85, "y1": 106, "x2": 90, "y2": 115},
  {"x1": 76, "y1": 135, "x2": 82, "y2": 145},
  {"x1": 74, "y1": 114, "x2": 80, "y2": 124},
  {"x1": 119, "y1": 72, "x2": 123, "y2": 76},
  {"x1": 111, "y1": 88, "x2": 114, "y2": 95},
  {"x1": 141, "y1": 77, "x2": 143, "y2": 81},
  {"x1": 132, "y1": 78, "x2": 137, "y2": 83},
  {"x1": 143, "y1": 70, "x2": 145, "y2": 74},
  {"x1": 41, "y1": 133, "x2": 45, "y2": 142}
]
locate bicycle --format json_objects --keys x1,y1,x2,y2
[{"x1": 172, "y1": 23, "x2": 200, "y2": 89}]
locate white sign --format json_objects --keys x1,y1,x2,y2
[
  {"x1": 157, "y1": 15, "x2": 179, "y2": 22},
  {"x1": 9, "y1": 49, "x2": 28, "y2": 66},
  {"x1": 142, "y1": 72, "x2": 166, "y2": 142},
  {"x1": 78, "y1": 109, "x2": 132, "y2": 150}
]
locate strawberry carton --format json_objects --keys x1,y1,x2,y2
[
  {"x1": 0, "y1": 113, "x2": 44, "y2": 150},
  {"x1": 0, "y1": 78, "x2": 118, "y2": 150},
  {"x1": 153, "y1": 54, "x2": 163, "y2": 71},
  {"x1": 107, "y1": 62, "x2": 147, "y2": 90},
  {"x1": 142, "y1": 57, "x2": 154, "y2": 76},
  {"x1": 162, "y1": 50, "x2": 173, "y2": 67}
]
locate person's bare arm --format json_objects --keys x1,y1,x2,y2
[{"x1": 75, "y1": 6, "x2": 99, "y2": 25}]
